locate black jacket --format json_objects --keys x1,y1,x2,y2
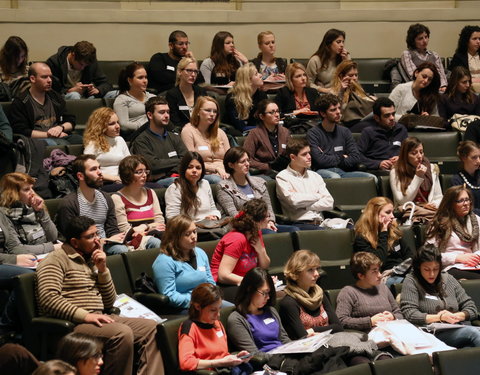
[
  {"x1": 251, "y1": 56, "x2": 288, "y2": 75},
  {"x1": 275, "y1": 86, "x2": 320, "y2": 116},
  {"x1": 166, "y1": 85, "x2": 207, "y2": 128},
  {"x1": 46, "y1": 46, "x2": 112, "y2": 97},
  {"x1": 448, "y1": 52, "x2": 469, "y2": 71}
]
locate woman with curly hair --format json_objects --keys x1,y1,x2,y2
[
  {"x1": 426, "y1": 185, "x2": 480, "y2": 280},
  {"x1": 449, "y1": 25, "x2": 480, "y2": 93},
  {"x1": 0, "y1": 36, "x2": 29, "y2": 97},
  {"x1": 83, "y1": 107, "x2": 130, "y2": 185},
  {"x1": 181, "y1": 96, "x2": 230, "y2": 184},
  {"x1": 200, "y1": 31, "x2": 248, "y2": 85},
  {"x1": 354, "y1": 197, "x2": 413, "y2": 287},
  {"x1": 209, "y1": 198, "x2": 271, "y2": 286},
  {"x1": 306, "y1": 29, "x2": 350, "y2": 94},
  {"x1": 225, "y1": 63, "x2": 267, "y2": 133}
]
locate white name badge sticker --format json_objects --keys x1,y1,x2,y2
[
  {"x1": 393, "y1": 141, "x2": 402, "y2": 146},
  {"x1": 198, "y1": 145, "x2": 209, "y2": 151},
  {"x1": 246, "y1": 194, "x2": 255, "y2": 199},
  {"x1": 281, "y1": 144, "x2": 287, "y2": 149},
  {"x1": 179, "y1": 105, "x2": 189, "y2": 110},
  {"x1": 394, "y1": 245, "x2": 401, "y2": 252},
  {"x1": 168, "y1": 151, "x2": 177, "y2": 158},
  {"x1": 198, "y1": 266, "x2": 206, "y2": 272},
  {"x1": 263, "y1": 318, "x2": 275, "y2": 325},
  {"x1": 166, "y1": 65, "x2": 175, "y2": 71},
  {"x1": 31, "y1": 229, "x2": 46, "y2": 240},
  {"x1": 216, "y1": 330, "x2": 224, "y2": 337},
  {"x1": 334, "y1": 146, "x2": 344, "y2": 152},
  {"x1": 425, "y1": 294, "x2": 439, "y2": 300}
]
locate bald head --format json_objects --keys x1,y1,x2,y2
[{"x1": 28, "y1": 62, "x2": 52, "y2": 92}]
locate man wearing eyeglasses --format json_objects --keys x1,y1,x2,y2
[
  {"x1": 147, "y1": 30, "x2": 196, "y2": 93},
  {"x1": 37, "y1": 215, "x2": 164, "y2": 375}
]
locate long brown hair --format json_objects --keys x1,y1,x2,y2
[
  {"x1": 0, "y1": 172, "x2": 36, "y2": 207},
  {"x1": 331, "y1": 60, "x2": 368, "y2": 102},
  {"x1": 394, "y1": 137, "x2": 425, "y2": 195},
  {"x1": 189, "y1": 283, "x2": 222, "y2": 320},
  {"x1": 210, "y1": 31, "x2": 240, "y2": 79},
  {"x1": 413, "y1": 62, "x2": 440, "y2": 114},
  {"x1": 160, "y1": 214, "x2": 195, "y2": 262},
  {"x1": 190, "y1": 96, "x2": 221, "y2": 152},
  {"x1": 0, "y1": 36, "x2": 28, "y2": 79},
  {"x1": 446, "y1": 66, "x2": 476, "y2": 104},
  {"x1": 311, "y1": 29, "x2": 346, "y2": 70},
  {"x1": 174, "y1": 152, "x2": 206, "y2": 217}
]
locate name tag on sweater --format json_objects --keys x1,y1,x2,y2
[
  {"x1": 393, "y1": 141, "x2": 401, "y2": 146},
  {"x1": 281, "y1": 144, "x2": 286, "y2": 149},
  {"x1": 216, "y1": 330, "x2": 224, "y2": 337},
  {"x1": 166, "y1": 65, "x2": 175, "y2": 71},
  {"x1": 394, "y1": 245, "x2": 401, "y2": 252},
  {"x1": 179, "y1": 105, "x2": 189, "y2": 110},
  {"x1": 334, "y1": 146, "x2": 343, "y2": 152},
  {"x1": 263, "y1": 318, "x2": 275, "y2": 325},
  {"x1": 168, "y1": 151, "x2": 177, "y2": 158},
  {"x1": 198, "y1": 266, "x2": 206, "y2": 272},
  {"x1": 198, "y1": 145, "x2": 209, "y2": 151},
  {"x1": 425, "y1": 294, "x2": 438, "y2": 300}
]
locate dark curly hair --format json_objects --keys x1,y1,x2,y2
[
  {"x1": 455, "y1": 25, "x2": 480, "y2": 55},
  {"x1": 231, "y1": 198, "x2": 268, "y2": 242},
  {"x1": 406, "y1": 23, "x2": 430, "y2": 50}
]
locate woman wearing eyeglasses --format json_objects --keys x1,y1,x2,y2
[
  {"x1": 243, "y1": 99, "x2": 290, "y2": 174},
  {"x1": 111, "y1": 155, "x2": 165, "y2": 249},
  {"x1": 56, "y1": 333, "x2": 104, "y2": 375},
  {"x1": 181, "y1": 96, "x2": 230, "y2": 184},
  {"x1": 425, "y1": 185, "x2": 480, "y2": 280},
  {"x1": 166, "y1": 57, "x2": 207, "y2": 129}
]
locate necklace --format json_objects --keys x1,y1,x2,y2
[{"x1": 459, "y1": 171, "x2": 480, "y2": 190}]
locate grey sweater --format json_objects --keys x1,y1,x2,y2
[
  {"x1": 400, "y1": 272, "x2": 478, "y2": 326},
  {"x1": 335, "y1": 284, "x2": 403, "y2": 332}
]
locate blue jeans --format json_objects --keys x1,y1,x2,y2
[
  {"x1": 316, "y1": 167, "x2": 377, "y2": 181},
  {"x1": 145, "y1": 236, "x2": 161, "y2": 249},
  {"x1": 385, "y1": 275, "x2": 405, "y2": 289},
  {"x1": 436, "y1": 325, "x2": 480, "y2": 348},
  {"x1": 64, "y1": 90, "x2": 118, "y2": 100},
  {"x1": 203, "y1": 174, "x2": 222, "y2": 184},
  {"x1": 155, "y1": 176, "x2": 177, "y2": 188},
  {"x1": 42, "y1": 133, "x2": 83, "y2": 146},
  {"x1": 104, "y1": 242, "x2": 129, "y2": 255}
]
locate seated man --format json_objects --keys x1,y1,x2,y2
[
  {"x1": 47, "y1": 41, "x2": 113, "y2": 99},
  {"x1": 357, "y1": 97, "x2": 408, "y2": 171},
  {"x1": 147, "y1": 30, "x2": 194, "y2": 93},
  {"x1": 276, "y1": 138, "x2": 334, "y2": 230},
  {"x1": 8, "y1": 62, "x2": 82, "y2": 145},
  {"x1": 56, "y1": 154, "x2": 128, "y2": 254},
  {"x1": 130, "y1": 97, "x2": 187, "y2": 187},
  {"x1": 36, "y1": 216, "x2": 164, "y2": 375},
  {"x1": 307, "y1": 93, "x2": 375, "y2": 179}
]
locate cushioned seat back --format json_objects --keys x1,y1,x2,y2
[
  {"x1": 459, "y1": 279, "x2": 480, "y2": 313},
  {"x1": 97, "y1": 60, "x2": 133, "y2": 88},
  {"x1": 433, "y1": 347, "x2": 480, "y2": 375},
  {"x1": 108, "y1": 254, "x2": 133, "y2": 295},
  {"x1": 44, "y1": 198, "x2": 63, "y2": 224},
  {"x1": 325, "y1": 288, "x2": 341, "y2": 311},
  {"x1": 197, "y1": 239, "x2": 220, "y2": 262},
  {"x1": 66, "y1": 144, "x2": 84, "y2": 156},
  {"x1": 266, "y1": 179, "x2": 284, "y2": 216},
  {"x1": 371, "y1": 353, "x2": 433, "y2": 375},
  {"x1": 294, "y1": 229, "x2": 354, "y2": 264},
  {"x1": 378, "y1": 175, "x2": 393, "y2": 201},
  {"x1": 355, "y1": 58, "x2": 391, "y2": 94},
  {"x1": 123, "y1": 249, "x2": 161, "y2": 288},
  {"x1": 157, "y1": 316, "x2": 187, "y2": 375},
  {"x1": 439, "y1": 174, "x2": 454, "y2": 191},
  {"x1": 153, "y1": 188, "x2": 167, "y2": 216},
  {"x1": 322, "y1": 362, "x2": 371, "y2": 375},
  {"x1": 412, "y1": 132, "x2": 460, "y2": 161},
  {"x1": 262, "y1": 232, "x2": 295, "y2": 275},
  {"x1": 14, "y1": 272, "x2": 37, "y2": 329},
  {"x1": 289, "y1": 58, "x2": 309, "y2": 67},
  {"x1": 1, "y1": 101, "x2": 12, "y2": 117},
  {"x1": 399, "y1": 225, "x2": 416, "y2": 253}
]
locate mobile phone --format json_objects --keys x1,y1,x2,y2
[{"x1": 237, "y1": 353, "x2": 253, "y2": 359}]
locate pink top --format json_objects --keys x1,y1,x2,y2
[{"x1": 116, "y1": 188, "x2": 155, "y2": 226}]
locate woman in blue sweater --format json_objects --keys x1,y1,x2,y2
[{"x1": 152, "y1": 214, "x2": 215, "y2": 312}]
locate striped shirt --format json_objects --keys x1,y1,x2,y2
[{"x1": 78, "y1": 190, "x2": 108, "y2": 238}]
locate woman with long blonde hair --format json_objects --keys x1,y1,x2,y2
[
  {"x1": 83, "y1": 107, "x2": 130, "y2": 185},
  {"x1": 354, "y1": 196, "x2": 413, "y2": 286},
  {"x1": 225, "y1": 63, "x2": 267, "y2": 133},
  {"x1": 181, "y1": 96, "x2": 230, "y2": 183}
]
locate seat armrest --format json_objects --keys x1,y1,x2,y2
[
  {"x1": 323, "y1": 209, "x2": 349, "y2": 219},
  {"x1": 31, "y1": 317, "x2": 75, "y2": 333}
]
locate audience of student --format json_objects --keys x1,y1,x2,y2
[
  {"x1": 400, "y1": 23, "x2": 448, "y2": 89},
  {"x1": 56, "y1": 332, "x2": 104, "y2": 375},
  {"x1": 111, "y1": 155, "x2": 164, "y2": 249},
  {"x1": 275, "y1": 138, "x2": 334, "y2": 230},
  {"x1": 225, "y1": 63, "x2": 267, "y2": 133},
  {"x1": 243, "y1": 99, "x2": 290, "y2": 174},
  {"x1": 452, "y1": 141, "x2": 480, "y2": 215},
  {"x1": 46, "y1": 41, "x2": 113, "y2": 99},
  {"x1": 0, "y1": 36, "x2": 29, "y2": 98},
  {"x1": 166, "y1": 57, "x2": 206, "y2": 129},
  {"x1": 400, "y1": 244, "x2": 480, "y2": 348},
  {"x1": 130, "y1": 96, "x2": 187, "y2": 187},
  {"x1": 357, "y1": 98, "x2": 408, "y2": 171},
  {"x1": 354, "y1": 197, "x2": 413, "y2": 287},
  {"x1": 274, "y1": 62, "x2": 320, "y2": 116},
  {"x1": 389, "y1": 61, "x2": 441, "y2": 121},
  {"x1": 425, "y1": 185, "x2": 480, "y2": 280},
  {"x1": 83, "y1": 107, "x2": 130, "y2": 187},
  {"x1": 113, "y1": 62, "x2": 155, "y2": 138},
  {"x1": 181, "y1": 96, "x2": 230, "y2": 184},
  {"x1": 200, "y1": 31, "x2": 248, "y2": 85},
  {"x1": 336, "y1": 252, "x2": 403, "y2": 332},
  {"x1": 306, "y1": 29, "x2": 350, "y2": 93},
  {"x1": 251, "y1": 31, "x2": 287, "y2": 80},
  {"x1": 152, "y1": 215, "x2": 215, "y2": 312},
  {"x1": 449, "y1": 25, "x2": 480, "y2": 93},
  {"x1": 178, "y1": 283, "x2": 252, "y2": 373},
  {"x1": 148, "y1": 30, "x2": 195, "y2": 94}
]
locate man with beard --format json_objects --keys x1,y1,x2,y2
[
  {"x1": 130, "y1": 97, "x2": 187, "y2": 187},
  {"x1": 307, "y1": 93, "x2": 375, "y2": 179},
  {"x1": 147, "y1": 30, "x2": 195, "y2": 93},
  {"x1": 56, "y1": 154, "x2": 128, "y2": 254}
]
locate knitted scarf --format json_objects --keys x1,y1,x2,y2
[
  {"x1": 452, "y1": 212, "x2": 479, "y2": 244},
  {"x1": 285, "y1": 281, "x2": 324, "y2": 311}
]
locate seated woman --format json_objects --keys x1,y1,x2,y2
[
  {"x1": 400, "y1": 23, "x2": 448, "y2": 90},
  {"x1": 152, "y1": 215, "x2": 215, "y2": 312},
  {"x1": 400, "y1": 244, "x2": 480, "y2": 348},
  {"x1": 453, "y1": 141, "x2": 480, "y2": 215},
  {"x1": 200, "y1": 31, "x2": 248, "y2": 86},
  {"x1": 225, "y1": 63, "x2": 267, "y2": 133},
  {"x1": 449, "y1": 25, "x2": 480, "y2": 93},
  {"x1": 438, "y1": 66, "x2": 480, "y2": 123},
  {"x1": 336, "y1": 252, "x2": 403, "y2": 332},
  {"x1": 216, "y1": 146, "x2": 297, "y2": 234},
  {"x1": 306, "y1": 29, "x2": 350, "y2": 94},
  {"x1": 113, "y1": 62, "x2": 156, "y2": 139},
  {"x1": 165, "y1": 152, "x2": 223, "y2": 241},
  {"x1": 178, "y1": 283, "x2": 252, "y2": 373},
  {"x1": 111, "y1": 155, "x2": 164, "y2": 250},
  {"x1": 330, "y1": 60, "x2": 375, "y2": 132},
  {"x1": 0, "y1": 36, "x2": 29, "y2": 98},
  {"x1": 390, "y1": 136, "x2": 442, "y2": 224},
  {"x1": 166, "y1": 57, "x2": 206, "y2": 129},
  {"x1": 274, "y1": 62, "x2": 320, "y2": 117},
  {"x1": 279, "y1": 250, "x2": 343, "y2": 339},
  {"x1": 83, "y1": 107, "x2": 130, "y2": 190},
  {"x1": 425, "y1": 185, "x2": 480, "y2": 280},
  {"x1": 251, "y1": 31, "x2": 287, "y2": 82},
  {"x1": 0, "y1": 172, "x2": 58, "y2": 255},
  {"x1": 210, "y1": 198, "x2": 271, "y2": 286},
  {"x1": 243, "y1": 99, "x2": 290, "y2": 175},
  {"x1": 56, "y1": 332, "x2": 104, "y2": 375},
  {"x1": 354, "y1": 197, "x2": 413, "y2": 287},
  {"x1": 389, "y1": 61, "x2": 441, "y2": 122},
  {"x1": 181, "y1": 96, "x2": 230, "y2": 184}
]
